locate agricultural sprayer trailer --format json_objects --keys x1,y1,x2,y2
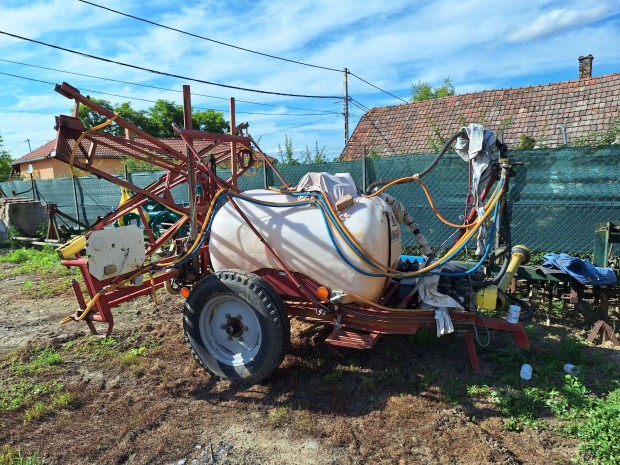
[{"x1": 52, "y1": 83, "x2": 533, "y2": 384}]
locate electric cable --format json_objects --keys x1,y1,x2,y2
[
  {"x1": 0, "y1": 58, "x2": 341, "y2": 114},
  {"x1": 78, "y1": 0, "x2": 342, "y2": 73},
  {"x1": 347, "y1": 71, "x2": 408, "y2": 103},
  {"x1": 0, "y1": 30, "x2": 342, "y2": 99}
]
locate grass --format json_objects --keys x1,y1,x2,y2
[
  {"x1": 0, "y1": 246, "x2": 77, "y2": 279},
  {"x1": 462, "y1": 333, "x2": 620, "y2": 464},
  {"x1": 11, "y1": 347, "x2": 62, "y2": 375},
  {"x1": 0, "y1": 380, "x2": 69, "y2": 417},
  {"x1": 0, "y1": 446, "x2": 43, "y2": 465},
  {"x1": 0, "y1": 246, "x2": 78, "y2": 298}
]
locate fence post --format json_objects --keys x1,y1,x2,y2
[
  {"x1": 71, "y1": 175, "x2": 80, "y2": 225},
  {"x1": 362, "y1": 146, "x2": 367, "y2": 193}
]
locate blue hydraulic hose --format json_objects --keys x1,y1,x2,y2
[
  {"x1": 429, "y1": 186, "x2": 502, "y2": 277},
  {"x1": 162, "y1": 180, "x2": 503, "y2": 279}
]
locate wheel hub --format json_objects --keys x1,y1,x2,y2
[{"x1": 224, "y1": 317, "x2": 244, "y2": 338}]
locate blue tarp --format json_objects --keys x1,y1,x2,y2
[{"x1": 541, "y1": 253, "x2": 617, "y2": 285}]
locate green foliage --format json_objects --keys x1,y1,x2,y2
[
  {"x1": 277, "y1": 135, "x2": 298, "y2": 165},
  {"x1": 0, "y1": 151, "x2": 13, "y2": 182},
  {"x1": 573, "y1": 116, "x2": 620, "y2": 147},
  {"x1": 575, "y1": 388, "x2": 620, "y2": 465},
  {"x1": 7, "y1": 226, "x2": 21, "y2": 249},
  {"x1": 0, "y1": 133, "x2": 14, "y2": 181},
  {"x1": 516, "y1": 133, "x2": 537, "y2": 150},
  {"x1": 11, "y1": 347, "x2": 62, "y2": 375},
  {"x1": 301, "y1": 142, "x2": 328, "y2": 164},
  {"x1": 0, "y1": 446, "x2": 43, "y2": 465},
  {"x1": 0, "y1": 246, "x2": 74, "y2": 277},
  {"x1": 121, "y1": 157, "x2": 162, "y2": 174},
  {"x1": 0, "y1": 379, "x2": 66, "y2": 414},
  {"x1": 120, "y1": 346, "x2": 148, "y2": 365},
  {"x1": 411, "y1": 78, "x2": 455, "y2": 102},
  {"x1": 77, "y1": 98, "x2": 228, "y2": 138}
]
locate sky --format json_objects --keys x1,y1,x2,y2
[{"x1": 0, "y1": 0, "x2": 619, "y2": 162}]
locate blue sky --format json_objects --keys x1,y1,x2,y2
[{"x1": 0, "y1": 0, "x2": 619, "y2": 161}]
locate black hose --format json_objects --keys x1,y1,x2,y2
[
  {"x1": 489, "y1": 200, "x2": 512, "y2": 285},
  {"x1": 506, "y1": 292, "x2": 535, "y2": 323},
  {"x1": 418, "y1": 129, "x2": 466, "y2": 178},
  {"x1": 364, "y1": 128, "x2": 466, "y2": 194}
]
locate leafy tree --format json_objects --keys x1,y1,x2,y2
[
  {"x1": 277, "y1": 135, "x2": 298, "y2": 165},
  {"x1": 411, "y1": 78, "x2": 455, "y2": 102},
  {"x1": 0, "y1": 134, "x2": 13, "y2": 181},
  {"x1": 301, "y1": 142, "x2": 328, "y2": 164},
  {"x1": 77, "y1": 99, "x2": 228, "y2": 137}
]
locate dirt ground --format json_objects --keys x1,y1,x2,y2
[{"x1": 1, "y1": 264, "x2": 618, "y2": 465}]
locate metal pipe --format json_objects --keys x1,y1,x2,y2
[
  {"x1": 183, "y1": 85, "x2": 198, "y2": 244},
  {"x1": 344, "y1": 68, "x2": 349, "y2": 144},
  {"x1": 557, "y1": 124, "x2": 568, "y2": 144}
]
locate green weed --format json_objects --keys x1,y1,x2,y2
[
  {"x1": 268, "y1": 406, "x2": 289, "y2": 427},
  {"x1": 120, "y1": 346, "x2": 148, "y2": 365},
  {"x1": 0, "y1": 246, "x2": 76, "y2": 278},
  {"x1": 419, "y1": 366, "x2": 439, "y2": 389},
  {"x1": 323, "y1": 369, "x2": 345, "y2": 385},
  {"x1": 0, "y1": 380, "x2": 65, "y2": 414},
  {"x1": 0, "y1": 445, "x2": 43, "y2": 465},
  {"x1": 12, "y1": 347, "x2": 62, "y2": 375},
  {"x1": 23, "y1": 391, "x2": 73, "y2": 424},
  {"x1": 575, "y1": 388, "x2": 620, "y2": 465}
]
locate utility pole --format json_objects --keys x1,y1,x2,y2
[{"x1": 343, "y1": 68, "x2": 349, "y2": 145}]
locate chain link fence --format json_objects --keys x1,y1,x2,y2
[{"x1": 1, "y1": 146, "x2": 618, "y2": 254}]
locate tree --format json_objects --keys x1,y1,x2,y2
[
  {"x1": 77, "y1": 99, "x2": 228, "y2": 137},
  {"x1": 301, "y1": 142, "x2": 327, "y2": 164},
  {"x1": 411, "y1": 78, "x2": 455, "y2": 102},
  {"x1": 277, "y1": 135, "x2": 298, "y2": 165},
  {"x1": 0, "y1": 134, "x2": 13, "y2": 181}
]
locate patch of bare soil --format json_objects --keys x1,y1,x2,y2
[{"x1": 1, "y1": 271, "x2": 617, "y2": 465}]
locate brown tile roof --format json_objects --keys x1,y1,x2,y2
[
  {"x1": 13, "y1": 135, "x2": 275, "y2": 165},
  {"x1": 341, "y1": 72, "x2": 620, "y2": 160}
]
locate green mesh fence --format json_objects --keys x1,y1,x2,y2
[{"x1": 2, "y1": 146, "x2": 618, "y2": 254}]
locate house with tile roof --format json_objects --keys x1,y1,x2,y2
[
  {"x1": 341, "y1": 55, "x2": 620, "y2": 160},
  {"x1": 11, "y1": 132, "x2": 268, "y2": 180}
]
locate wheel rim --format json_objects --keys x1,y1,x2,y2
[{"x1": 198, "y1": 294, "x2": 262, "y2": 366}]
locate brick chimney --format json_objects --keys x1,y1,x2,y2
[{"x1": 579, "y1": 54, "x2": 593, "y2": 79}]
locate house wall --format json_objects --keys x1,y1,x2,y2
[{"x1": 19, "y1": 158, "x2": 124, "y2": 180}]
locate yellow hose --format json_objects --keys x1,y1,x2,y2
[
  {"x1": 313, "y1": 175, "x2": 506, "y2": 277},
  {"x1": 69, "y1": 114, "x2": 120, "y2": 177}
]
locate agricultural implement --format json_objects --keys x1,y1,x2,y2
[{"x1": 52, "y1": 82, "x2": 534, "y2": 384}]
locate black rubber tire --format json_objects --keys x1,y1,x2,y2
[{"x1": 183, "y1": 270, "x2": 289, "y2": 384}]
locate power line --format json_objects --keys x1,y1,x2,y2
[
  {"x1": 78, "y1": 0, "x2": 342, "y2": 73},
  {"x1": 349, "y1": 97, "x2": 371, "y2": 112},
  {"x1": 0, "y1": 71, "x2": 341, "y2": 118},
  {"x1": 0, "y1": 30, "x2": 342, "y2": 99},
  {"x1": 348, "y1": 71, "x2": 408, "y2": 103},
  {"x1": 0, "y1": 58, "x2": 340, "y2": 114},
  {"x1": 79, "y1": 1, "x2": 408, "y2": 106}
]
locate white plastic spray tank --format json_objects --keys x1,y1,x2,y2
[{"x1": 209, "y1": 173, "x2": 401, "y2": 304}]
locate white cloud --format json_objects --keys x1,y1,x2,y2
[
  {"x1": 1, "y1": 0, "x2": 620, "y2": 156},
  {"x1": 507, "y1": 4, "x2": 616, "y2": 42}
]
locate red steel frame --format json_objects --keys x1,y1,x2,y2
[{"x1": 52, "y1": 82, "x2": 530, "y2": 370}]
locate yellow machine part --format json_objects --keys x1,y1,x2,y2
[
  {"x1": 475, "y1": 285, "x2": 500, "y2": 311},
  {"x1": 475, "y1": 244, "x2": 531, "y2": 311},
  {"x1": 56, "y1": 235, "x2": 87, "y2": 259}
]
